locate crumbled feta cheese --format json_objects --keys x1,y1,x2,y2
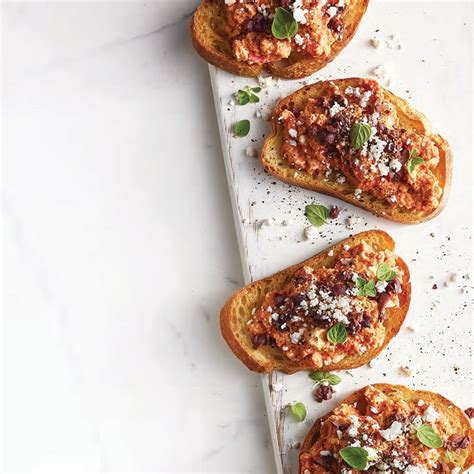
[
  {"x1": 379, "y1": 421, "x2": 403, "y2": 441},
  {"x1": 365, "y1": 446, "x2": 379, "y2": 461},
  {"x1": 336, "y1": 0, "x2": 345, "y2": 7},
  {"x1": 399, "y1": 365, "x2": 412, "y2": 377},
  {"x1": 224, "y1": 0, "x2": 236, "y2": 4},
  {"x1": 390, "y1": 158, "x2": 402, "y2": 172},
  {"x1": 320, "y1": 450, "x2": 332, "y2": 456},
  {"x1": 290, "y1": 327, "x2": 305, "y2": 344},
  {"x1": 327, "y1": 6, "x2": 338, "y2": 18},
  {"x1": 376, "y1": 280, "x2": 388, "y2": 293},
  {"x1": 347, "y1": 415, "x2": 360, "y2": 437},
  {"x1": 329, "y1": 101, "x2": 345, "y2": 117},
  {"x1": 359, "y1": 90, "x2": 372, "y2": 108},
  {"x1": 304, "y1": 226, "x2": 318, "y2": 241},
  {"x1": 328, "y1": 250, "x2": 334, "y2": 257},
  {"x1": 299, "y1": 134, "x2": 307, "y2": 144},
  {"x1": 292, "y1": 0, "x2": 308, "y2": 24},
  {"x1": 336, "y1": 175, "x2": 346, "y2": 184},
  {"x1": 289, "y1": 128, "x2": 298, "y2": 138},
  {"x1": 378, "y1": 162, "x2": 390, "y2": 176},
  {"x1": 423, "y1": 405, "x2": 440, "y2": 423},
  {"x1": 343, "y1": 244, "x2": 350, "y2": 251},
  {"x1": 294, "y1": 34, "x2": 305, "y2": 46},
  {"x1": 289, "y1": 139, "x2": 298, "y2": 147},
  {"x1": 245, "y1": 146, "x2": 258, "y2": 158},
  {"x1": 370, "y1": 37, "x2": 381, "y2": 48},
  {"x1": 354, "y1": 188, "x2": 362, "y2": 199}
]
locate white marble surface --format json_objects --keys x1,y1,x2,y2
[
  {"x1": 3, "y1": 2, "x2": 275, "y2": 472},
  {"x1": 2, "y1": 1, "x2": 473, "y2": 474}
]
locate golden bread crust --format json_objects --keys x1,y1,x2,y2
[
  {"x1": 220, "y1": 230, "x2": 411, "y2": 374},
  {"x1": 261, "y1": 78, "x2": 452, "y2": 223},
  {"x1": 190, "y1": 0, "x2": 369, "y2": 79}
]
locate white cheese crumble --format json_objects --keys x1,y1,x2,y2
[
  {"x1": 359, "y1": 90, "x2": 372, "y2": 108},
  {"x1": 245, "y1": 147, "x2": 258, "y2": 158},
  {"x1": 327, "y1": 6, "x2": 338, "y2": 18},
  {"x1": 288, "y1": 128, "x2": 298, "y2": 138},
  {"x1": 347, "y1": 415, "x2": 361, "y2": 437},
  {"x1": 328, "y1": 249, "x2": 334, "y2": 257},
  {"x1": 343, "y1": 244, "x2": 350, "y2": 251},
  {"x1": 336, "y1": 175, "x2": 346, "y2": 184},
  {"x1": 390, "y1": 158, "x2": 402, "y2": 172},
  {"x1": 376, "y1": 280, "x2": 388, "y2": 293},
  {"x1": 291, "y1": 0, "x2": 308, "y2": 24},
  {"x1": 294, "y1": 34, "x2": 305, "y2": 46},
  {"x1": 379, "y1": 420, "x2": 403, "y2": 441},
  {"x1": 329, "y1": 101, "x2": 345, "y2": 117},
  {"x1": 320, "y1": 450, "x2": 332, "y2": 456},
  {"x1": 354, "y1": 188, "x2": 362, "y2": 199},
  {"x1": 289, "y1": 139, "x2": 298, "y2": 147},
  {"x1": 423, "y1": 405, "x2": 440, "y2": 423},
  {"x1": 304, "y1": 225, "x2": 318, "y2": 241}
]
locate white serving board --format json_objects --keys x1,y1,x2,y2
[{"x1": 209, "y1": 2, "x2": 472, "y2": 473}]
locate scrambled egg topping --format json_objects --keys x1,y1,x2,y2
[
  {"x1": 247, "y1": 242, "x2": 404, "y2": 368},
  {"x1": 300, "y1": 386, "x2": 470, "y2": 473},
  {"x1": 224, "y1": 0, "x2": 347, "y2": 64},
  {"x1": 280, "y1": 79, "x2": 443, "y2": 213}
]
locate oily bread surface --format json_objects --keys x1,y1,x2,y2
[
  {"x1": 220, "y1": 230, "x2": 411, "y2": 374},
  {"x1": 190, "y1": 0, "x2": 369, "y2": 79},
  {"x1": 261, "y1": 78, "x2": 452, "y2": 223},
  {"x1": 299, "y1": 384, "x2": 474, "y2": 473}
]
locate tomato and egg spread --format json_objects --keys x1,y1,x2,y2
[
  {"x1": 300, "y1": 385, "x2": 471, "y2": 473},
  {"x1": 247, "y1": 242, "x2": 404, "y2": 368},
  {"x1": 224, "y1": 0, "x2": 348, "y2": 65},
  {"x1": 280, "y1": 79, "x2": 443, "y2": 213}
]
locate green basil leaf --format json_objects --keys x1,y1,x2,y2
[
  {"x1": 339, "y1": 446, "x2": 368, "y2": 470},
  {"x1": 252, "y1": 86, "x2": 262, "y2": 93},
  {"x1": 406, "y1": 149, "x2": 424, "y2": 176},
  {"x1": 305, "y1": 204, "x2": 329, "y2": 227},
  {"x1": 248, "y1": 93, "x2": 260, "y2": 103},
  {"x1": 350, "y1": 123, "x2": 372, "y2": 150},
  {"x1": 289, "y1": 402, "x2": 307, "y2": 422},
  {"x1": 356, "y1": 277, "x2": 376, "y2": 297},
  {"x1": 272, "y1": 7, "x2": 298, "y2": 40},
  {"x1": 355, "y1": 277, "x2": 366, "y2": 290},
  {"x1": 234, "y1": 119, "x2": 250, "y2": 137},
  {"x1": 364, "y1": 280, "x2": 377, "y2": 297},
  {"x1": 309, "y1": 371, "x2": 342, "y2": 385},
  {"x1": 417, "y1": 424, "x2": 443, "y2": 449},
  {"x1": 327, "y1": 323, "x2": 347, "y2": 344},
  {"x1": 377, "y1": 263, "x2": 396, "y2": 282}
]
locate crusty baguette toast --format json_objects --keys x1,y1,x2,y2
[
  {"x1": 261, "y1": 78, "x2": 453, "y2": 223},
  {"x1": 190, "y1": 0, "x2": 369, "y2": 79},
  {"x1": 300, "y1": 384, "x2": 474, "y2": 473},
  {"x1": 220, "y1": 230, "x2": 410, "y2": 374}
]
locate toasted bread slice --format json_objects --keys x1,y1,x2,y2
[
  {"x1": 300, "y1": 384, "x2": 474, "y2": 473},
  {"x1": 190, "y1": 0, "x2": 369, "y2": 79},
  {"x1": 220, "y1": 230, "x2": 410, "y2": 374},
  {"x1": 261, "y1": 78, "x2": 452, "y2": 223}
]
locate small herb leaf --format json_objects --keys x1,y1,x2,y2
[
  {"x1": 309, "y1": 371, "x2": 342, "y2": 385},
  {"x1": 350, "y1": 123, "x2": 372, "y2": 150},
  {"x1": 417, "y1": 424, "x2": 443, "y2": 448},
  {"x1": 234, "y1": 119, "x2": 250, "y2": 137},
  {"x1": 406, "y1": 149, "x2": 424, "y2": 176},
  {"x1": 339, "y1": 446, "x2": 368, "y2": 470},
  {"x1": 327, "y1": 323, "x2": 347, "y2": 344},
  {"x1": 305, "y1": 204, "x2": 329, "y2": 227},
  {"x1": 272, "y1": 7, "x2": 298, "y2": 40},
  {"x1": 236, "y1": 86, "x2": 261, "y2": 106},
  {"x1": 377, "y1": 263, "x2": 396, "y2": 282},
  {"x1": 356, "y1": 277, "x2": 377, "y2": 297},
  {"x1": 289, "y1": 402, "x2": 307, "y2": 422}
]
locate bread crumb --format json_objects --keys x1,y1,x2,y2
[{"x1": 399, "y1": 366, "x2": 412, "y2": 377}]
